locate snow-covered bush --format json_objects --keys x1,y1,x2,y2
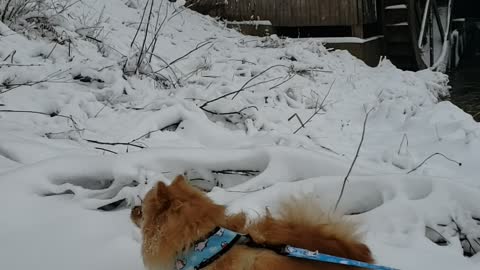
[
  {"x1": 1, "y1": 0, "x2": 75, "y2": 23},
  {"x1": 0, "y1": 0, "x2": 77, "y2": 39}
]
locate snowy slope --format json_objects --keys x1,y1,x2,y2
[{"x1": 0, "y1": 0, "x2": 479, "y2": 269}]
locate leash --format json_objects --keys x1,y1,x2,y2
[
  {"x1": 281, "y1": 245, "x2": 400, "y2": 270},
  {"x1": 175, "y1": 227, "x2": 399, "y2": 270}
]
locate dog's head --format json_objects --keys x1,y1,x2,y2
[
  {"x1": 132, "y1": 175, "x2": 227, "y2": 267},
  {"x1": 131, "y1": 174, "x2": 225, "y2": 231}
]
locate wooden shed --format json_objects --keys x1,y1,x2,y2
[{"x1": 186, "y1": 0, "x2": 379, "y2": 38}]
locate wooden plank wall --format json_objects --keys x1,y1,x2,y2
[
  {"x1": 187, "y1": 0, "x2": 378, "y2": 27},
  {"x1": 224, "y1": 0, "x2": 360, "y2": 26}
]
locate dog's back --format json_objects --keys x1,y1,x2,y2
[{"x1": 245, "y1": 196, "x2": 374, "y2": 263}]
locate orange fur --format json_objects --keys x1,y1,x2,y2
[{"x1": 131, "y1": 175, "x2": 374, "y2": 270}]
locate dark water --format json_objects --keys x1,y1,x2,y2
[{"x1": 447, "y1": 22, "x2": 480, "y2": 121}]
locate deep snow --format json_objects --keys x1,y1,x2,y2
[{"x1": 0, "y1": 1, "x2": 479, "y2": 270}]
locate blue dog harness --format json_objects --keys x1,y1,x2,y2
[
  {"x1": 176, "y1": 227, "x2": 399, "y2": 270},
  {"x1": 175, "y1": 227, "x2": 241, "y2": 270}
]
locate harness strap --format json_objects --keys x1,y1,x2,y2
[
  {"x1": 195, "y1": 234, "x2": 241, "y2": 270},
  {"x1": 281, "y1": 245, "x2": 400, "y2": 270}
]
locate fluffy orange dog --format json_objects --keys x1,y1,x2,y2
[{"x1": 131, "y1": 175, "x2": 374, "y2": 270}]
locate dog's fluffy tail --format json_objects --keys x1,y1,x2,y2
[{"x1": 247, "y1": 196, "x2": 374, "y2": 263}]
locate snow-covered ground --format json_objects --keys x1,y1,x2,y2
[{"x1": 0, "y1": 0, "x2": 479, "y2": 269}]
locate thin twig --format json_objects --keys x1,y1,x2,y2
[
  {"x1": 0, "y1": 109, "x2": 77, "y2": 124},
  {"x1": 212, "y1": 169, "x2": 260, "y2": 176},
  {"x1": 46, "y1": 42, "x2": 58, "y2": 59},
  {"x1": 148, "y1": 52, "x2": 179, "y2": 82},
  {"x1": 146, "y1": 0, "x2": 169, "y2": 63},
  {"x1": 0, "y1": 63, "x2": 43, "y2": 68},
  {"x1": 334, "y1": 107, "x2": 375, "y2": 211},
  {"x1": 227, "y1": 59, "x2": 257, "y2": 65},
  {"x1": 85, "y1": 139, "x2": 145, "y2": 149},
  {"x1": 129, "y1": 122, "x2": 181, "y2": 144},
  {"x1": 201, "y1": 105, "x2": 258, "y2": 116},
  {"x1": 200, "y1": 64, "x2": 290, "y2": 110},
  {"x1": 135, "y1": 0, "x2": 155, "y2": 73},
  {"x1": 95, "y1": 147, "x2": 118, "y2": 154},
  {"x1": 130, "y1": 0, "x2": 150, "y2": 48},
  {"x1": 94, "y1": 94, "x2": 122, "y2": 118},
  {"x1": 231, "y1": 64, "x2": 291, "y2": 99},
  {"x1": 397, "y1": 133, "x2": 409, "y2": 155},
  {"x1": 293, "y1": 78, "x2": 336, "y2": 134},
  {"x1": 407, "y1": 153, "x2": 462, "y2": 174},
  {"x1": 154, "y1": 40, "x2": 213, "y2": 74},
  {"x1": 288, "y1": 113, "x2": 305, "y2": 128},
  {"x1": 269, "y1": 74, "x2": 296, "y2": 90}
]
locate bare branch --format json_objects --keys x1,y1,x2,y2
[
  {"x1": 407, "y1": 153, "x2": 462, "y2": 174},
  {"x1": 397, "y1": 133, "x2": 409, "y2": 155},
  {"x1": 0, "y1": 109, "x2": 77, "y2": 124},
  {"x1": 135, "y1": 0, "x2": 155, "y2": 73},
  {"x1": 334, "y1": 107, "x2": 375, "y2": 211},
  {"x1": 293, "y1": 78, "x2": 336, "y2": 134},
  {"x1": 231, "y1": 64, "x2": 291, "y2": 99},
  {"x1": 153, "y1": 40, "x2": 213, "y2": 74},
  {"x1": 200, "y1": 64, "x2": 290, "y2": 111},
  {"x1": 129, "y1": 122, "x2": 181, "y2": 144},
  {"x1": 130, "y1": 0, "x2": 150, "y2": 48},
  {"x1": 201, "y1": 105, "x2": 258, "y2": 116},
  {"x1": 85, "y1": 139, "x2": 145, "y2": 149},
  {"x1": 95, "y1": 147, "x2": 118, "y2": 154}
]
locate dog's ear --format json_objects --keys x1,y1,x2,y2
[
  {"x1": 171, "y1": 174, "x2": 188, "y2": 187},
  {"x1": 154, "y1": 181, "x2": 171, "y2": 211},
  {"x1": 156, "y1": 181, "x2": 169, "y2": 198}
]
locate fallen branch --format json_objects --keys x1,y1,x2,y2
[
  {"x1": 0, "y1": 63, "x2": 44, "y2": 68},
  {"x1": 0, "y1": 69, "x2": 72, "y2": 94},
  {"x1": 407, "y1": 152, "x2": 461, "y2": 174},
  {"x1": 334, "y1": 107, "x2": 375, "y2": 211},
  {"x1": 95, "y1": 147, "x2": 118, "y2": 154},
  {"x1": 212, "y1": 169, "x2": 260, "y2": 176},
  {"x1": 129, "y1": 121, "x2": 181, "y2": 144},
  {"x1": 0, "y1": 109, "x2": 77, "y2": 125},
  {"x1": 85, "y1": 139, "x2": 145, "y2": 149},
  {"x1": 201, "y1": 105, "x2": 258, "y2": 116}
]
